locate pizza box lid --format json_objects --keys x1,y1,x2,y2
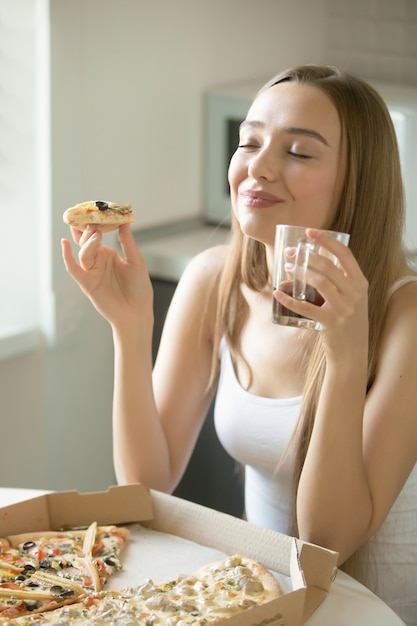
[{"x1": 0, "y1": 483, "x2": 338, "y2": 625}]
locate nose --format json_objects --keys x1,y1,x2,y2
[{"x1": 247, "y1": 146, "x2": 279, "y2": 182}]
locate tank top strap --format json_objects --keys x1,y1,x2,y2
[{"x1": 388, "y1": 275, "x2": 417, "y2": 298}]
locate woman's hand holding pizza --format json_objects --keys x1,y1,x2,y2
[{"x1": 61, "y1": 223, "x2": 153, "y2": 332}]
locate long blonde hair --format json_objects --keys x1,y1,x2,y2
[{"x1": 209, "y1": 65, "x2": 406, "y2": 531}]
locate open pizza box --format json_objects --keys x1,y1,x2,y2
[{"x1": 0, "y1": 483, "x2": 338, "y2": 626}]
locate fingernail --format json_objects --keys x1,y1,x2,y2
[
  {"x1": 284, "y1": 246, "x2": 297, "y2": 258},
  {"x1": 273, "y1": 289, "x2": 282, "y2": 300},
  {"x1": 307, "y1": 228, "x2": 320, "y2": 240}
]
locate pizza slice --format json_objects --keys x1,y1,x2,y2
[
  {"x1": 7, "y1": 522, "x2": 129, "y2": 592},
  {"x1": 0, "y1": 577, "x2": 86, "y2": 622},
  {"x1": 63, "y1": 200, "x2": 136, "y2": 233},
  {"x1": 0, "y1": 523, "x2": 129, "y2": 623}
]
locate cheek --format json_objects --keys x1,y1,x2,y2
[
  {"x1": 290, "y1": 169, "x2": 340, "y2": 227},
  {"x1": 319, "y1": 166, "x2": 345, "y2": 213},
  {"x1": 299, "y1": 166, "x2": 341, "y2": 203},
  {"x1": 227, "y1": 155, "x2": 242, "y2": 209},
  {"x1": 228, "y1": 152, "x2": 245, "y2": 188}
]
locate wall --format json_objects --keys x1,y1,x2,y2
[
  {"x1": 324, "y1": 0, "x2": 417, "y2": 85},
  {"x1": 0, "y1": 349, "x2": 46, "y2": 487}
]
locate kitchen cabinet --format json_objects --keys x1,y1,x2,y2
[{"x1": 152, "y1": 277, "x2": 244, "y2": 518}]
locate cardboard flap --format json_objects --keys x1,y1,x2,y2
[
  {"x1": 150, "y1": 490, "x2": 294, "y2": 575},
  {"x1": 0, "y1": 494, "x2": 50, "y2": 535},
  {"x1": 290, "y1": 539, "x2": 307, "y2": 590},
  {"x1": 47, "y1": 484, "x2": 153, "y2": 529},
  {"x1": 0, "y1": 484, "x2": 153, "y2": 534},
  {"x1": 297, "y1": 540, "x2": 338, "y2": 621},
  {"x1": 298, "y1": 541, "x2": 338, "y2": 592}
]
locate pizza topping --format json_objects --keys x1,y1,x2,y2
[
  {"x1": 0, "y1": 587, "x2": 55, "y2": 600},
  {"x1": 49, "y1": 585, "x2": 71, "y2": 596},
  {"x1": 102, "y1": 555, "x2": 116, "y2": 567},
  {"x1": 81, "y1": 522, "x2": 97, "y2": 558},
  {"x1": 94, "y1": 200, "x2": 133, "y2": 214},
  {"x1": 0, "y1": 525, "x2": 130, "y2": 624},
  {"x1": 0, "y1": 562, "x2": 22, "y2": 576},
  {"x1": 236, "y1": 574, "x2": 264, "y2": 593},
  {"x1": 75, "y1": 556, "x2": 101, "y2": 592},
  {"x1": 95, "y1": 201, "x2": 109, "y2": 211},
  {"x1": 25, "y1": 570, "x2": 85, "y2": 597},
  {"x1": 0, "y1": 531, "x2": 280, "y2": 626}
]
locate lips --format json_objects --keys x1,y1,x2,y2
[{"x1": 241, "y1": 189, "x2": 284, "y2": 207}]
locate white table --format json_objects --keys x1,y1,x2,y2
[{"x1": 0, "y1": 488, "x2": 406, "y2": 626}]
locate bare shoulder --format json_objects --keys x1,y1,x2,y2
[
  {"x1": 179, "y1": 244, "x2": 229, "y2": 289},
  {"x1": 386, "y1": 273, "x2": 417, "y2": 326},
  {"x1": 378, "y1": 273, "x2": 417, "y2": 365},
  {"x1": 165, "y1": 244, "x2": 229, "y2": 325}
]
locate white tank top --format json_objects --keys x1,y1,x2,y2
[
  {"x1": 214, "y1": 276, "x2": 417, "y2": 625},
  {"x1": 214, "y1": 338, "x2": 300, "y2": 536}
]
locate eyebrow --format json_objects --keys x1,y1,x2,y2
[{"x1": 240, "y1": 120, "x2": 330, "y2": 147}]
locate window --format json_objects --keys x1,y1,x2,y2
[{"x1": 0, "y1": 0, "x2": 49, "y2": 347}]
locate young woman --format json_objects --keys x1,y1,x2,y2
[{"x1": 62, "y1": 65, "x2": 417, "y2": 624}]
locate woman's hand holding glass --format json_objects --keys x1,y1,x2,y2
[{"x1": 274, "y1": 228, "x2": 369, "y2": 358}]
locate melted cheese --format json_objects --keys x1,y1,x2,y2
[{"x1": 5, "y1": 555, "x2": 277, "y2": 625}]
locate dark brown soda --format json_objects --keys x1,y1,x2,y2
[{"x1": 273, "y1": 280, "x2": 324, "y2": 322}]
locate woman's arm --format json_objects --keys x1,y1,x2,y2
[
  {"x1": 112, "y1": 244, "x2": 225, "y2": 491},
  {"x1": 285, "y1": 232, "x2": 417, "y2": 563},
  {"x1": 62, "y1": 225, "x2": 225, "y2": 492}
]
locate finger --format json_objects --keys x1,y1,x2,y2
[
  {"x1": 302, "y1": 250, "x2": 346, "y2": 294},
  {"x1": 69, "y1": 226, "x2": 83, "y2": 245},
  {"x1": 273, "y1": 288, "x2": 322, "y2": 321},
  {"x1": 77, "y1": 230, "x2": 103, "y2": 271},
  {"x1": 79, "y1": 225, "x2": 99, "y2": 247},
  {"x1": 306, "y1": 229, "x2": 354, "y2": 275},
  {"x1": 275, "y1": 258, "x2": 341, "y2": 315},
  {"x1": 273, "y1": 287, "x2": 333, "y2": 330},
  {"x1": 118, "y1": 224, "x2": 147, "y2": 267},
  {"x1": 61, "y1": 238, "x2": 85, "y2": 282}
]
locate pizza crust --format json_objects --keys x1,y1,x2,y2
[
  {"x1": 63, "y1": 200, "x2": 136, "y2": 233},
  {"x1": 5, "y1": 526, "x2": 129, "y2": 549}
]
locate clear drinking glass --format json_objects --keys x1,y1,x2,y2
[{"x1": 272, "y1": 224, "x2": 350, "y2": 331}]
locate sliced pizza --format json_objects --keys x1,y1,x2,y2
[
  {"x1": 0, "y1": 523, "x2": 129, "y2": 623},
  {"x1": 0, "y1": 579, "x2": 86, "y2": 622},
  {"x1": 1, "y1": 553, "x2": 281, "y2": 625},
  {"x1": 7, "y1": 522, "x2": 129, "y2": 592},
  {"x1": 63, "y1": 200, "x2": 136, "y2": 232}
]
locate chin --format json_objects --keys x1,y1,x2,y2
[{"x1": 236, "y1": 212, "x2": 277, "y2": 247}]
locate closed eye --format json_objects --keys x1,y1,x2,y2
[
  {"x1": 238, "y1": 143, "x2": 259, "y2": 150},
  {"x1": 288, "y1": 150, "x2": 312, "y2": 160}
]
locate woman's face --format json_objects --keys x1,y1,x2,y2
[{"x1": 228, "y1": 82, "x2": 345, "y2": 247}]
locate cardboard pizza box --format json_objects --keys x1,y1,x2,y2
[{"x1": 0, "y1": 483, "x2": 338, "y2": 626}]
